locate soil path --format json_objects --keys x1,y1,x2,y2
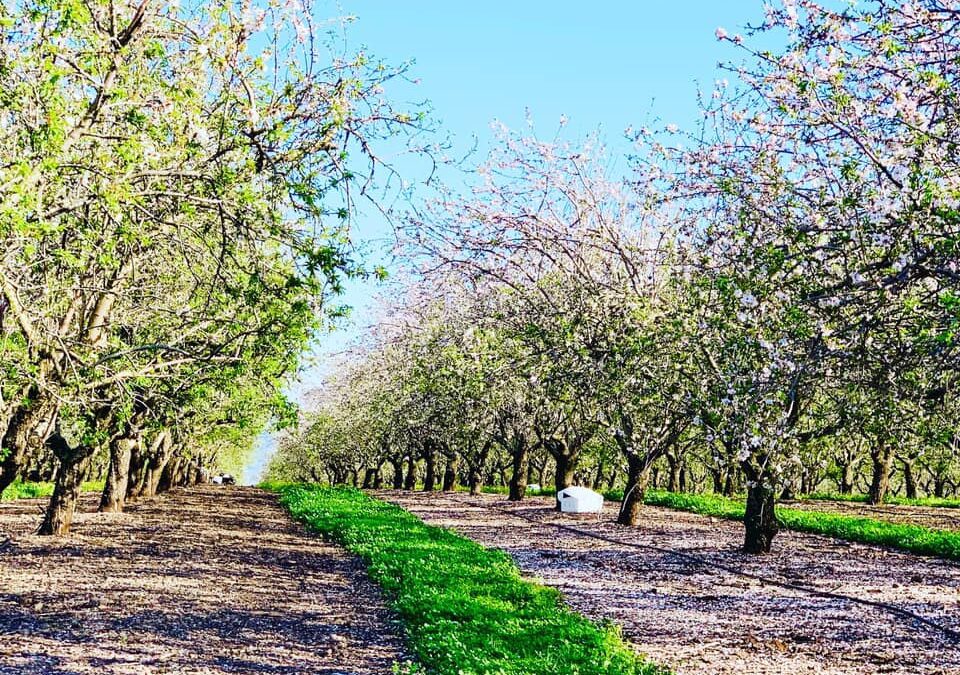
[
  {"x1": 0, "y1": 486, "x2": 408, "y2": 674},
  {"x1": 379, "y1": 490, "x2": 960, "y2": 675}
]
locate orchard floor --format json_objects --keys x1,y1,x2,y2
[
  {"x1": 0, "y1": 486, "x2": 409, "y2": 674},
  {"x1": 379, "y1": 490, "x2": 960, "y2": 675}
]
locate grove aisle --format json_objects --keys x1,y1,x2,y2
[
  {"x1": 0, "y1": 486, "x2": 408, "y2": 674},
  {"x1": 382, "y1": 490, "x2": 960, "y2": 675}
]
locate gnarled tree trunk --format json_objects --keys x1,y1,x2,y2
[
  {"x1": 423, "y1": 440, "x2": 438, "y2": 492},
  {"x1": 442, "y1": 453, "x2": 460, "y2": 492},
  {"x1": 901, "y1": 457, "x2": 917, "y2": 500},
  {"x1": 507, "y1": 437, "x2": 528, "y2": 501},
  {"x1": 468, "y1": 441, "x2": 493, "y2": 496},
  {"x1": 144, "y1": 431, "x2": 174, "y2": 498},
  {"x1": 39, "y1": 433, "x2": 95, "y2": 536},
  {"x1": 99, "y1": 433, "x2": 136, "y2": 513},
  {"x1": 666, "y1": 452, "x2": 681, "y2": 492},
  {"x1": 390, "y1": 456, "x2": 404, "y2": 489},
  {"x1": 618, "y1": 453, "x2": 649, "y2": 526},
  {"x1": 867, "y1": 439, "x2": 893, "y2": 505},
  {"x1": 0, "y1": 393, "x2": 56, "y2": 495},
  {"x1": 742, "y1": 458, "x2": 779, "y2": 553},
  {"x1": 838, "y1": 459, "x2": 856, "y2": 494},
  {"x1": 403, "y1": 454, "x2": 417, "y2": 490}
]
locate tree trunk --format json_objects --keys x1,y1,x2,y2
[
  {"x1": 99, "y1": 434, "x2": 135, "y2": 513},
  {"x1": 607, "y1": 465, "x2": 619, "y2": 491},
  {"x1": 592, "y1": 459, "x2": 605, "y2": 491},
  {"x1": 442, "y1": 454, "x2": 460, "y2": 492},
  {"x1": 667, "y1": 454, "x2": 680, "y2": 492},
  {"x1": 780, "y1": 477, "x2": 796, "y2": 501},
  {"x1": 403, "y1": 455, "x2": 417, "y2": 490},
  {"x1": 423, "y1": 443, "x2": 438, "y2": 492},
  {"x1": 390, "y1": 457, "x2": 404, "y2": 489},
  {"x1": 553, "y1": 453, "x2": 576, "y2": 510},
  {"x1": 723, "y1": 471, "x2": 736, "y2": 497},
  {"x1": 617, "y1": 454, "x2": 649, "y2": 526},
  {"x1": 867, "y1": 441, "x2": 893, "y2": 505},
  {"x1": 468, "y1": 464, "x2": 484, "y2": 495},
  {"x1": 38, "y1": 434, "x2": 94, "y2": 536},
  {"x1": 362, "y1": 468, "x2": 378, "y2": 489},
  {"x1": 468, "y1": 441, "x2": 492, "y2": 496},
  {"x1": 126, "y1": 441, "x2": 147, "y2": 499},
  {"x1": 743, "y1": 479, "x2": 779, "y2": 553},
  {"x1": 935, "y1": 477, "x2": 947, "y2": 498},
  {"x1": 901, "y1": 458, "x2": 917, "y2": 500},
  {"x1": 508, "y1": 439, "x2": 528, "y2": 501},
  {"x1": 839, "y1": 461, "x2": 855, "y2": 495},
  {"x1": 144, "y1": 432, "x2": 173, "y2": 497},
  {"x1": 156, "y1": 455, "x2": 180, "y2": 493},
  {"x1": 0, "y1": 395, "x2": 56, "y2": 495},
  {"x1": 710, "y1": 467, "x2": 723, "y2": 494}
]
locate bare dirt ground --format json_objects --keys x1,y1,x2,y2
[
  {"x1": 0, "y1": 486, "x2": 409, "y2": 674},
  {"x1": 781, "y1": 499, "x2": 960, "y2": 532},
  {"x1": 379, "y1": 490, "x2": 960, "y2": 675}
]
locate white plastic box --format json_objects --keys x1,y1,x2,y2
[{"x1": 557, "y1": 486, "x2": 604, "y2": 513}]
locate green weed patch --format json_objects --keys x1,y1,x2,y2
[
  {"x1": 1, "y1": 480, "x2": 104, "y2": 501},
  {"x1": 643, "y1": 490, "x2": 960, "y2": 560},
  {"x1": 269, "y1": 484, "x2": 666, "y2": 675},
  {"x1": 802, "y1": 492, "x2": 960, "y2": 509}
]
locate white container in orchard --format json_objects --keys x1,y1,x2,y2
[
  {"x1": 557, "y1": 486, "x2": 604, "y2": 514},
  {"x1": 527, "y1": 483, "x2": 541, "y2": 492}
]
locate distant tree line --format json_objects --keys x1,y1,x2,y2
[{"x1": 269, "y1": 1, "x2": 960, "y2": 553}]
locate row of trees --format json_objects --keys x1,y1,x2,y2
[
  {"x1": 0, "y1": 1, "x2": 418, "y2": 533},
  {"x1": 269, "y1": 0, "x2": 960, "y2": 553}
]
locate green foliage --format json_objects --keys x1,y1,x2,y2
[
  {"x1": 644, "y1": 491, "x2": 960, "y2": 560},
  {"x1": 802, "y1": 492, "x2": 960, "y2": 509},
  {"x1": 1, "y1": 480, "x2": 104, "y2": 500},
  {"x1": 271, "y1": 484, "x2": 667, "y2": 675}
]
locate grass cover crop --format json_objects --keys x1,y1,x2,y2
[
  {"x1": 801, "y1": 492, "x2": 960, "y2": 509},
  {"x1": 270, "y1": 484, "x2": 666, "y2": 675},
  {"x1": 1, "y1": 480, "x2": 104, "y2": 501},
  {"x1": 643, "y1": 491, "x2": 960, "y2": 560}
]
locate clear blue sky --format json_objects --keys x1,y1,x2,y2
[
  {"x1": 245, "y1": 0, "x2": 778, "y2": 481},
  {"x1": 306, "y1": 0, "x2": 766, "y2": 377},
  {"x1": 340, "y1": 1, "x2": 760, "y2": 145}
]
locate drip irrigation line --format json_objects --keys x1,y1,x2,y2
[{"x1": 483, "y1": 500, "x2": 960, "y2": 644}]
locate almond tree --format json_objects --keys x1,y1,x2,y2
[
  {"x1": 638, "y1": 0, "x2": 960, "y2": 548},
  {"x1": 0, "y1": 0, "x2": 422, "y2": 533}
]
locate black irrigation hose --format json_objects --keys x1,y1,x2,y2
[{"x1": 482, "y1": 500, "x2": 960, "y2": 644}]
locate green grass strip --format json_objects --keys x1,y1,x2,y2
[
  {"x1": 1, "y1": 480, "x2": 104, "y2": 501},
  {"x1": 268, "y1": 483, "x2": 667, "y2": 675},
  {"x1": 801, "y1": 491, "x2": 960, "y2": 509},
  {"x1": 642, "y1": 490, "x2": 960, "y2": 560}
]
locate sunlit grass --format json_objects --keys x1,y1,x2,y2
[
  {"x1": 269, "y1": 483, "x2": 667, "y2": 675},
  {"x1": 1, "y1": 480, "x2": 105, "y2": 501},
  {"x1": 801, "y1": 492, "x2": 960, "y2": 509},
  {"x1": 643, "y1": 490, "x2": 960, "y2": 560}
]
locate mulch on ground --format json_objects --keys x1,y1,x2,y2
[
  {"x1": 380, "y1": 490, "x2": 960, "y2": 675},
  {"x1": 0, "y1": 486, "x2": 409, "y2": 674}
]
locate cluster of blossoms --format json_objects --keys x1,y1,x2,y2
[{"x1": 269, "y1": 0, "x2": 960, "y2": 555}]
